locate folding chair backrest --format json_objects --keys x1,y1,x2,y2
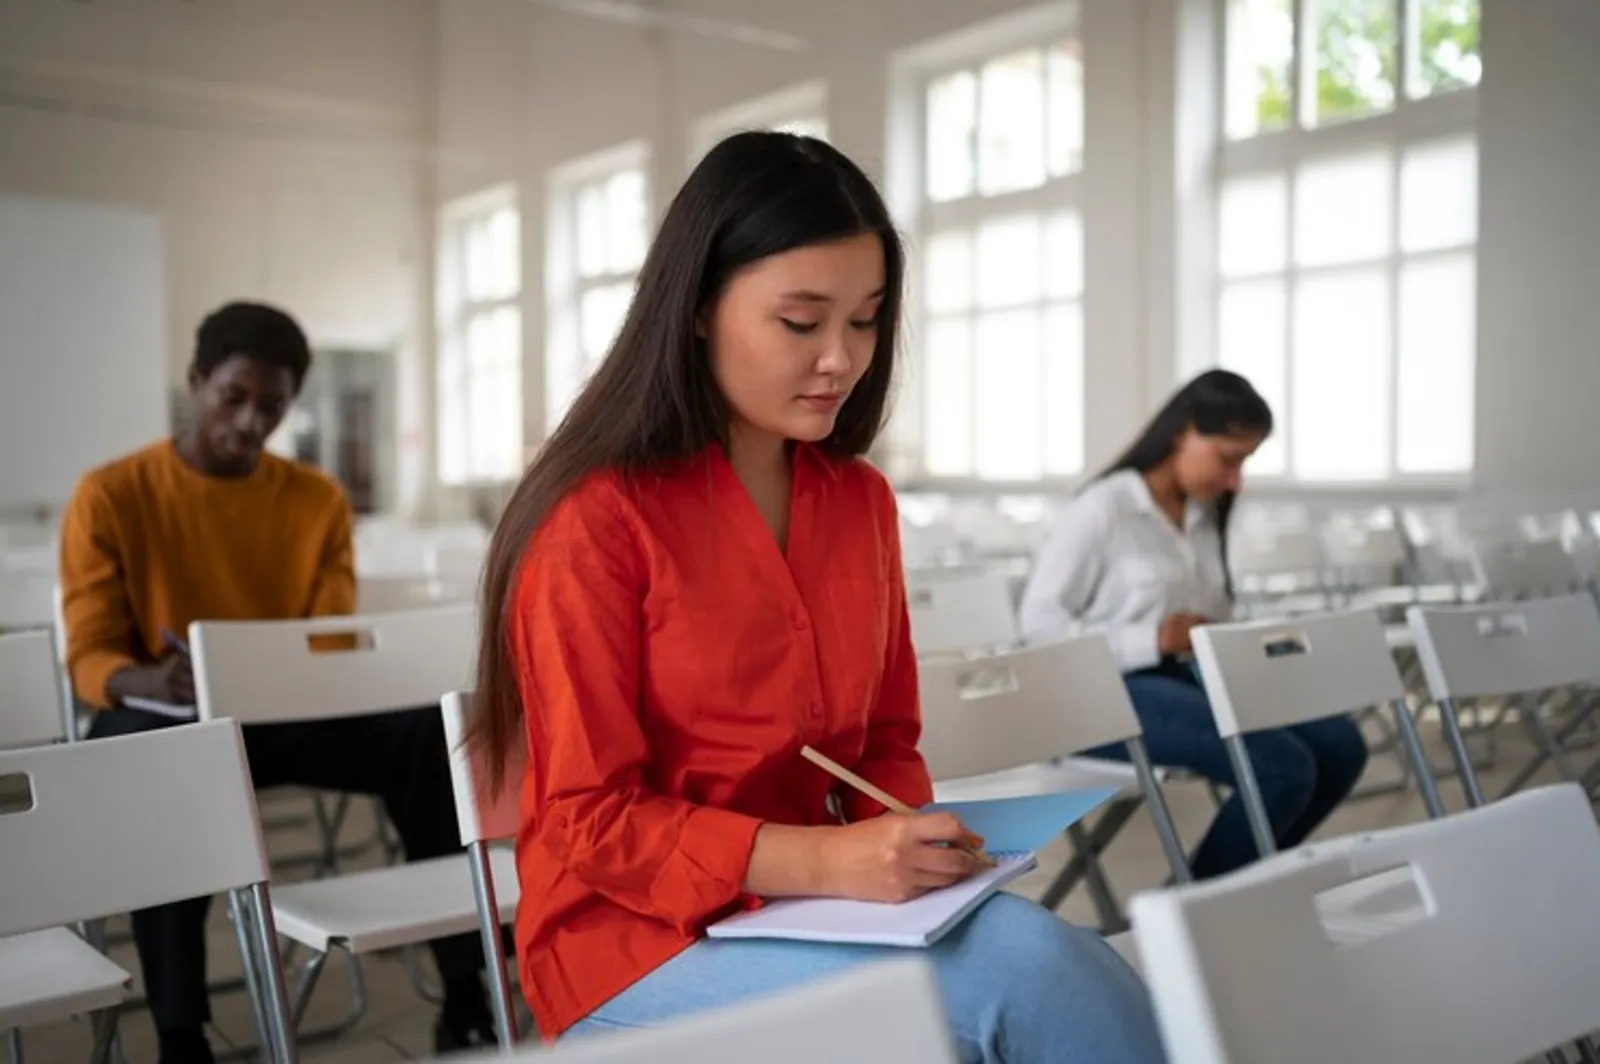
[
  {"x1": 0, "y1": 719, "x2": 269, "y2": 937},
  {"x1": 1405, "y1": 592, "x2": 1600, "y2": 700},
  {"x1": 1130, "y1": 783, "x2": 1600, "y2": 1064},
  {"x1": 1469, "y1": 538, "x2": 1578, "y2": 598},
  {"x1": 905, "y1": 569, "x2": 1017, "y2": 657},
  {"x1": 357, "y1": 575, "x2": 475, "y2": 613},
  {"x1": 0, "y1": 566, "x2": 56, "y2": 630},
  {"x1": 1191, "y1": 609, "x2": 1406, "y2": 736},
  {"x1": 507, "y1": 958, "x2": 958, "y2": 1064},
  {"x1": 191, "y1": 604, "x2": 477, "y2": 725},
  {"x1": 1319, "y1": 521, "x2": 1409, "y2": 572},
  {"x1": 1228, "y1": 527, "x2": 1324, "y2": 577},
  {"x1": 916, "y1": 634, "x2": 1138, "y2": 782},
  {"x1": 439, "y1": 690, "x2": 521, "y2": 845},
  {"x1": 0, "y1": 628, "x2": 65, "y2": 750}
]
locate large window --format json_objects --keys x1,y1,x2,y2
[
  {"x1": 1218, "y1": 0, "x2": 1480, "y2": 481},
  {"x1": 436, "y1": 186, "x2": 522, "y2": 485},
  {"x1": 545, "y1": 144, "x2": 650, "y2": 435},
  {"x1": 690, "y1": 81, "x2": 829, "y2": 168},
  {"x1": 903, "y1": 27, "x2": 1086, "y2": 483}
]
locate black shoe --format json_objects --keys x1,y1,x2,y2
[
  {"x1": 157, "y1": 1028, "x2": 215, "y2": 1064},
  {"x1": 434, "y1": 1013, "x2": 497, "y2": 1055}
]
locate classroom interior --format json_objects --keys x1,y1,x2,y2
[{"x1": 4, "y1": 0, "x2": 1600, "y2": 1061}]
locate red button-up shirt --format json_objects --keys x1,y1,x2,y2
[{"x1": 507, "y1": 444, "x2": 932, "y2": 1037}]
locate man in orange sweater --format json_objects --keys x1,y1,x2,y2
[{"x1": 59, "y1": 302, "x2": 496, "y2": 1063}]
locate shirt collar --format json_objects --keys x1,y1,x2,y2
[{"x1": 1119, "y1": 469, "x2": 1210, "y2": 534}]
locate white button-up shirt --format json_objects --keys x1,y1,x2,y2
[{"x1": 1018, "y1": 469, "x2": 1233, "y2": 672}]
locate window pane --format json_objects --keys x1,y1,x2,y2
[
  {"x1": 463, "y1": 207, "x2": 519, "y2": 302},
  {"x1": 1308, "y1": 0, "x2": 1398, "y2": 128},
  {"x1": 926, "y1": 70, "x2": 977, "y2": 203},
  {"x1": 579, "y1": 281, "x2": 634, "y2": 363},
  {"x1": 1218, "y1": 279, "x2": 1288, "y2": 475},
  {"x1": 1043, "y1": 302, "x2": 1084, "y2": 475},
  {"x1": 1046, "y1": 40, "x2": 1085, "y2": 176},
  {"x1": 468, "y1": 369, "x2": 501, "y2": 479},
  {"x1": 1291, "y1": 269, "x2": 1391, "y2": 479},
  {"x1": 1397, "y1": 253, "x2": 1475, "y2": 473},
  {"x1": 1224, "y1": 0, "x2": 1293, "y2": 140},
  {"x1": 1218, "y1": 172, "x2": 1288, "y2": 277},
  {"x1": 975, "y1": 309, "x2": 1043, "y2": 480},
  {"x1": 975, "y1": 214, "x2": 1041, "y2": 309},
  {"x1": 1400, "y1": 137, "x2": 1477, "y2": 252},
  {"x1": 1294, "y1": 149, "x2": 1392, "y2": 266},
  {"x1": 1043, "y1": 211, "x2": 1083, "y2": 299},
  {"x1": 605, "y1": 169, "x2": 648, "y2": 274},
  {"x1": 924, "y1": 318, "x2": 974, "y2": 476},
  {"x1": 1408, "y1": 0, "x2": 1481, "y2": 99},
  {"x1": 486, "y1": 366, "x2": 524, "y2": 480},
  {"x1": 977, "y1": 49, "x2": 1046, "y2": 197},
  {"x1": 924, "y1": 230, "x2": 973, "y2": 314},
  {"x1": 575, "y1": 183, "x2": 609, "y2": 280}
]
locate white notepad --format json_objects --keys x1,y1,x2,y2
[
  {"x1": 706, "y1": 850, "x2": 1038, "y2": 948},
  {"x1": 122, "y1": 697, "x2": 197, "y2": 720}
]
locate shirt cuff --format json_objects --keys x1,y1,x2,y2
[
  {"x1": 1112, "y1": 622, "x2": 1163, "y2": 674},
  {"x1": 77, "y1": 650, "x2": 139, "y2": 709},
  {"x1": 658, "y1": 805, "x2": 764, "y2": 934}
]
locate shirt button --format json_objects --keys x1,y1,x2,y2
[{"x1": 792, "y1": 613, "x2": 810, "y2": 632}]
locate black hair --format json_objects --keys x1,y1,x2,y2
[
  {"x1": 193, "y1": 301, "x2": 313, "y2": 390},
  {"x1": 1100, "y1": 368, "x2": 1274, "y2": 596},
  {"x1": 468, "y1": 131, "x2": 904, "y2": 790}
]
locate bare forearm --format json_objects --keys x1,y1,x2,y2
[{"x1": 743, "y1": 823, "x2": 834, "y2": 898}]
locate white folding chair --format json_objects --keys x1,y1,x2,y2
[
  {"x1": 1191, "y1": 609, "x2": 1444, "y2": 861},
  {"x1": 0, "y1": 629, "x2": 65, "y2": 751},
  {"x1": 0, "y1": 721, "x2": 297, "y2": 1064},
  {"x1": 189, "y1": 605, "x2": 481, "y2": 1036},
  {"x1": 1469, "y1": 537, "x2": 1581, "y2": 600},
  {"x1": 904, "y1": 570, "x2": 1018, "y2": 658},
  {"x1": 0, "y1": 568, "x2": 56, "y2": 632},
  {"x1": 439, "y1": 691, "x2": 521, "y2": 1051},
  {"x1": 498, "y1": 959, "x2": 957, "y2": 1064},
  {"x1": 918, "y1": 634, "x2": 1191, "y2": 935},
  {"x1": 1407, "y1": 592, "x2": 1600, "y2": 807},
  {"x1": 1130, "y1": 783, "x2": 1600, "y2": 1064},
  {"x1": 1228, "y1": 528, "x2": 1329, "y2": 619}
]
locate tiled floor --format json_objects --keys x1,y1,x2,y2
[{"x1": 17, "y1": 719, "x2": 1576, "y2": 1064}]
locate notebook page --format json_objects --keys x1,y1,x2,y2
[{"x1": 707, "y1": 851, "x2": 1037, "y2": 948}]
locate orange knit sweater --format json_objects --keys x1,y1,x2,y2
[{"x1": 59, "y1": 440, "x2": 355, "y2": 708}]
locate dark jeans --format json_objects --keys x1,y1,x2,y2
[
  {"x1": 1087, "y1": 660, "x2": 1370, "y2": 880},
  {"x1": 86, "y1": 705, "x2": 485, "y2": 1032}
]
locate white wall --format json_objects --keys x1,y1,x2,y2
[
  {"x1": 433, "y1": 0, "x2": 1183, "y2": 494},
  {"x1": 1473, "y1": 0, "x2": 1600, "y2": 494},
  {"x1": 0, "y1": 0, "x2": 437, "y2": 515}
]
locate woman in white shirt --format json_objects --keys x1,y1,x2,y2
[{"x1": 1019, "y1": 370, "x2": 1368, "y2": 879}]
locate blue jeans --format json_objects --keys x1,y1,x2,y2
[
  {"x1": 565, "y1": 894, "x2": 1166, "y2": 1064},
  {"x1": 1090, "y1": 661, "x2": 1369, "y2": 880}
]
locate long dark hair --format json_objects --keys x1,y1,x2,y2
[
  {"x1": 1101, "y1": 369, "x2": 1274, "y2": 595},
  {"x1": 467, "y1": 132, "x2": 905, "y2": 790}
]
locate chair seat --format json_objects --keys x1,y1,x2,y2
[
  {"x1": 0, "y1": 928, "x2": 131, "y2": 1029},
  {"x1": 270, "y1": 848, "x2": 519, "y2": 955},
  {"x1": 932, "y1": 756, "x2": 1153, "y2": 804},
  {"x1": 1383, "y1": 623, "x2": 1416, "y2": 650},
  {"x1": 1105, "y1": 930, "x2": 1140, "y2": 975}
]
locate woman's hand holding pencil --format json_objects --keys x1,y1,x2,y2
[{"x1": 799, "y1": 745, "x2": 992, "y2": 905}]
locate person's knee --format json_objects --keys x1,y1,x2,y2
[
  {"x1": 1243, "y1": 731, "x2": 1318, "y2": 828},
  {"x1": 967, "y1": 896, "x2": 1145, "y2": 1003},
  {"x1": 1313, "y1": 715, "x2": 1371, "y2": 791},
  {"x1": 85, "y1": 706, "x2": 184, "y2": 740}
]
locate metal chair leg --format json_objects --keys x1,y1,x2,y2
[
  {"x1": 6, "y1": 1028, "x2": 23, "y2": 1064},
  {"x1": 468, "y1": 843, "x2": 519, "y2": 1051}
]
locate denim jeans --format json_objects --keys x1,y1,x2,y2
[
  {"x1": 1089, "y1": 660, "x2": 1370, "y2": 879},
  {"x1": 565, "y1": 894, "x2": 1167, "y2": 1064}
]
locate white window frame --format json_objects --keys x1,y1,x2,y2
[
  {"x1": 688, "y1": 80, "x2": 829, "y2": 169},
  {"x1": 1214, "y1": 0, "x2": 1480, "y2": 487},
  {"x1": 886, "y1": 3, "x2": 1086, "y2": 490},
  {"x1": 436, "y1": 183, "x2": 522, "y2": 487},
  {"x1": 544, "y1": 140, "x2": 651, "y2": 438}
]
